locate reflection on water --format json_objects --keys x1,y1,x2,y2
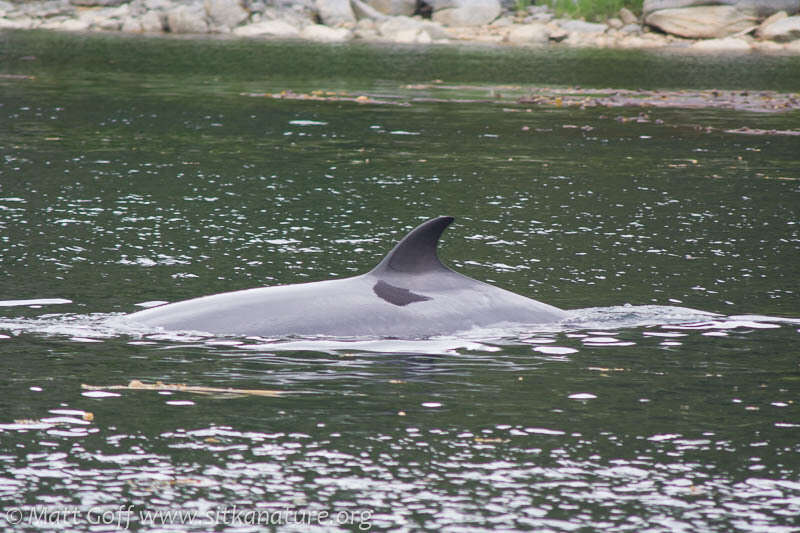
[{"x1": 1, "y1": 31, "x2": 798, "y2": 531}]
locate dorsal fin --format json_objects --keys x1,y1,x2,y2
[{"x1": 370, "y1": 216, "x2": 454, "y2": 275}]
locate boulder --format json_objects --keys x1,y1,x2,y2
[
  {"x1": 489, "y1": 16, "x2": 513, "y2": 27},
  {"x1": 620, "y1": 22, "x2": 642, "y2": 33},
  {"x1": 300, "y1": 23, "x2": 352, "y2": 40},
  {"x1": 559, "y1": 19, "x2": 607, "y2": 33},
  {"x1": 120, "y1": 17, "x2": 143, "y2": 32},
  {"x1": 619, "y1": 7, "x2": 638, "y2": 24},
  {"x1": 17, "y1": 0, "x2": 74, "y2": 18},
  {"x1": 140, "y1": 9, "x2": 165, "y2": 31},
  {"x1": 70, "y1": 0, "x2": 127, "y2": 6},
  {"x1": 757, "y1": 15, "x2": 800, "y2": 41},
  {"x1": 41, "y1": 16, "x2": 91, "y2": 31},
  {"x1": 431, "y1": 0, "x2": 501, "y2": 26},
  {"x1": 389, "y1": 27, "x2": 424, "y2": 42},
  {"x1": 353, "y1": 18, "x2": 380, "y2": 39},
  {"x1": 506, "y1": 23, "x2": 549, "y2": 45},
  {"x1": 234, "y1": 18, "x2": 299, "y2": 37},
  {"x1": 204, "y1": 0, "x2": 248, "y2": 31},
  {"x1": 643, "y1": 0, "x2": 800, "y2": 18},
  {"x1": 351, "y1": 0, "x2": 389, "y2": 20},
  {"x1": 365, "y1": 0, "x2": 415, "y2": 16},
  {"x1": 616, "y1": 32, "x2": 669, "y2": 47},
  {"x1": 142, "y1": 0, "x2": 174, "y2": 11},
  {"x1": 0, "y1": 18, "x2": 32, "y2": 29},
  {"x1": 166, "y1": 4, "x2": 208, "y2": 33},
  {"x1": 378, "y1": 15, "x2": 447, "y2": 39},
  {"x1": 758, "y1": 9, "x2": 788, "y2": 29},
  {"x1": 645, "y1": 6, "x2": 757, "y2": 38},
  {"x1": 314, "y1": 0, "x2": 355, "y2": 25},
  {"x1": 545, "y1": 21, "x2": 568, "y2": 41},
  {"x1": 77, "y1": 3, "x2": 130, "y2": 30},
  {"x1": 557, "y1": 19, "x2": 607, "y2": 45}
]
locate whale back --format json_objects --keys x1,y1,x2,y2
[{"x1": 124, "y1": 216, "x2": 567, "y2": 337}]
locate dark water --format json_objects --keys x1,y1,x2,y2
[{"x1": 1, "y1": 31, "x2": 799, "y2": 531}]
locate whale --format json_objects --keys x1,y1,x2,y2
[{"x1": 125, "y1": 216, "x2": 567, "y2": 338}]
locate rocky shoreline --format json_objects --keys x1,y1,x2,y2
[{"x1": 2, "y1": 0, "x2": 800, "y2": 53}]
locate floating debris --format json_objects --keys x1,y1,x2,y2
[
  {"x1": 519, "y1": 88, "x2": 800, "y2": 113},
  {"x1": 1, "y1": 411, "x2": 94, "y2": 431},
  {"x1": 724, "y1": 127, "x2": 800, "y2": 136},
  {"x1": 242, "y1": 85, "x2": 799, "y2": 115},
  {"x1": 81, "y1": 380, "x2": 284, "y2": 397},
  {"x1": 242, "y1": 90, "x2": 407, "y2": 106}
]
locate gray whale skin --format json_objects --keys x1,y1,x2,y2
[{"x1": 126, "y1": 216, "x2": 566, "y2": 338}]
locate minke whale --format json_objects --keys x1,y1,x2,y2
[{"x1": 126, "y1": 216, "x2": 566, "y2": 338}]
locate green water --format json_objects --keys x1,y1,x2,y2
[{"x1": 0, "y1": 30, "x2": 798, "y2": 531}]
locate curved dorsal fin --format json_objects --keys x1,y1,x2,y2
[{"x1": 370, "y1": 216, "x2": 454, "y2": 275}]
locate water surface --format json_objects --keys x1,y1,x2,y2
[{"x1": 1, "y1": 31, "x2": 798, "y2": 531}]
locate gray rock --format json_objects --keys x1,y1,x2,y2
[
  {"x1": 607, "y1": 17, "x2": 623, "y2": 28},
  {"x1": 379, "y1": 15, "x2": 447, "y2": 39},
  {"x1": 353, "y1": 26, "x2": 380, "y2": 39},
  {"x1": 758, "y1": 9, "x2": 788, "y2": 29},
  {"x1": 523, "y1": 11, "x2": 553, "y2": 22},
  {"x1": 314, "y1": 0, "x2": 355, "y2": 25},
  {"x1": 506, "y1": 22, "x2": 549, "y2": 45},
  {"x1": 490, "y1": 16, "x2": 513, "y2": 26},
  {"x1": 205, "y1": 0, "x2": 248, "y2": 31},
  {"x1": 140, "y1": 9, "x2": 165, "y2": 31},
  {"x1": 431, "y1": 0, "x2": 501, "y2": 26},
  {"x1": 754, "y1": 10, "x2": 787, "y2": 38},
  {"x1": 120, "y1": 17, "x2": 143, "y2": 31},
  {"x1": 351, "y1": 0, "x2": 389, "y2": 20},
  {"x1": 378, "y1": 15, "x2": 415, "y2": 33},
  {"x1": 300, "y1": 22, "x2": 352, "y2": 40},
  {"x1": 77, "y1": 4, "x2": 129, "y2": 29},
  {"x1": 143, "y1": 0, "x2": 173, "y2": 11},
  {"x1": 233, "y1": 18, "x2": 299, "y2": 36},
  {"x1": 353, "y1": 18, "x2": 379, "y2": 38},
  {"x1": 643, "y1": 0, "x2": 800, "y2": 18},
  {"x1": 18, "y1": 0, "x2": 74, "y2": 18},
  {"x1": 619, "y1": 6, "x2": 638, "y2": 24},
  {"x1": 757, "y1": 14, "x2": 800, "y2": 41},
  {"x1": 365, "y1": 0, "x2": 415, "y2": 16},
  {"x1": 390, "y1": 26, "x2": 424, "y2": 42},
  {"x1": 690, "y1": 35, "x2": 751, "y2": 49},
  {"x1": 620, "y1": 22, "x2": 642, "y2": 33},
  {"x1": 41, "y1": 16, "x2": 90, "y2": 30},
  {"x1": 545, "y1": 22, "x2": 567, "y2": 41},
  {"x1": 646, "y1": 6, "x2": 757, "y2": 37},
  {"x1": 418, "y1": 20, "x2": 448, "y2": 39},
  {"x1": 0, "y1": 16, "x2": 36, "y2": 29},
  {"x1": 559, "y1": 19, "x2": 607, "y2": 33},
  {"x1": 355, "y1": 16, "x2": 377, "y2": 29},
  {"x1": 166, "y1": 4, "x2": 209, "y2": 33},
  {"x1": 70, "y1": 0, "x2": 126, "y2": 6}
]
